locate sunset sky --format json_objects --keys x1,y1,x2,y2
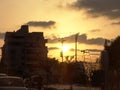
[{"x1": 0, "y1": 0, "x2": 120, "y2": 62}]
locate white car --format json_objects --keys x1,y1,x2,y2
[{"x1": 0, "y1": 75, "x2": 28, "y2": 90}]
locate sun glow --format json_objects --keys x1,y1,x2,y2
[{"x1": 62, "y1": 45, "x2": 70, "y2": 53}]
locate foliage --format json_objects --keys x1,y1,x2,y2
[
  {"x1": 91, "y1": 70, "x2": 105, "y2": 87},
  {"x1": 43, "y1": 59, "x2": 88, "y2": 85},
  {"x1": 66, "y1": 62, "x2": 88, "y2": 84}
]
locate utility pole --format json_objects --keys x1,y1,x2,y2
[
  {"x1": 75, "y1": 33, "x2": 79, "y2": 62},
  {"x1": 60, "y1": 38, "x2": 65, "y2": 62},
  {"x1": 59, "y1": 38, "x2": 66, "y2": 84}
]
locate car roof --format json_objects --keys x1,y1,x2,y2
[
  {"x1": 0, "y1": 76, "x2": 22, "y2": 79},
  {"x1": 0, "y1": 76, "x2": 25, "y2": 87},
  {"x1": 0, "y1": 73, "x2": 7, "y2": 76}
]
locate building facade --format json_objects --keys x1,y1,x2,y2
[
  {"x1": 1, "y1": 25, "x2": 48, "y2": 77},
  {"x1": 100, "y1": 38, "x2": 120, "y2": 90}
]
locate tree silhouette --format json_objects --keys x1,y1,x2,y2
[{"x1": 91, "y1": 70, "x2": 105, "y2": 87}]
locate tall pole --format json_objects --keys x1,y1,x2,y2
[
  {"x1": 61, "y1": 39, "x2": 64, "y2": 62},
  {"x1": 60, "y1": 38, "x2": 65, "y2": 83},
  {"x1": 75, "y1": 33, "x2": 79, "y2": 62},
  {"x1": 60, "y1": 38, "x2": 65, "y2": 62}
]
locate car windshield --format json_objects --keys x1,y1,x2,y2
[{"x1": 0, "y1": 77, "x2": 24, "y2": 87}]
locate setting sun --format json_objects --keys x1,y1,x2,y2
[{"x1": 62, "y1": 45, "x2": 70, "y2": 53}]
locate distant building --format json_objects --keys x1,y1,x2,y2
[{"x1": 0, "y1": 25, "x2": 48, "y2": 77}]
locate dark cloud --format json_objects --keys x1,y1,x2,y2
[
  {"x1": 111, "y1": 21, "x2": 120, "y2": 25},
  {"x1": 89, "y1": 29, "x2": 101, "y2": 33},
  {"x1": 70, "y1": 0, "x2": 120, "y2": 19},
  {"x1": 48, "y1": 37, "x2": 61, "y2": 43},
  {"x1": 26, "y1": 20, "x2": 56, "y2": 28},
  {"x1": 0, "y1": 33, "x2": 5, "y2": 39},
  {"x1": 48, "y1": 34, "x2": 87, "y2": 43},
  {"x1": 86, "y1": 38, "x2": 105, "y2": 45},
  {"x1": 65, "y1": 34, "x2": 87, "y2": 43},
  {"x1": 48, "y1": 47, "x2": 59, "y2": 50},
  {"x1": 70, "y1": 48, "x2": 101, "y2": 52},
  {"x1": 64, "y1": 34, "x2": 104, "y2": 45},
  {"x1": 48, "y1": 33, "x2": 105, "y2": 45},
  {"x1": 85, "y1": 49, "x2": 102, "y2": 52}
]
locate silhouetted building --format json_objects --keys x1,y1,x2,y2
[
  {"x1": 0, "y1": 25, "x2": 48, "y2": 77},
  {"x1": 100, "y1": 38, "x2": 120, "y2": 90}
]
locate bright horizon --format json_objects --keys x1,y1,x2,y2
[{"x1": 0, "y1": 0, "x2": 120, "y2": 62}]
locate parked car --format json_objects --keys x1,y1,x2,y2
[
  {"x1": 0, "y1": 75, "x2": 28, "y2": 90},
  {"x1": 0, "y1": 73, "x2": 7, "y2": 76}
]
